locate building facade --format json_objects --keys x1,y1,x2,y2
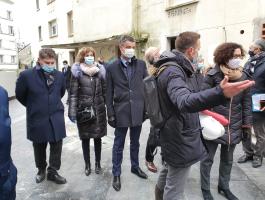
[
  {"x1": 0, "y1": 0, "x2": 17, "y2": 97},
  {"x1": 31, "y1": 0, "x2": 146, "y2": 69},
  {"x1": 30, "y1": 0, "x2": 265, "y2": 69},
  {"x1": 139, "y1": 0, "x2": 265, "y2": 64}
]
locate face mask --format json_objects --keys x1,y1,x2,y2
[
  {"x1": 84, "y1": 56, "x2": 95, "y2": 65},
  {"x1": 248, "y1": 50, "x2": 255, "y2": 57},
  {"x1": 124, "y1": 48, "x2": 135, "y2": 59},
  {"x1": 227, "y1": 58, "x2": 242, "y2": 69},
  {"x1": 42, "y1": 65, "x2": 55, "y2": 73},
  {"x1": 63, "y1": 64, "x2": 68, "y2": 68},
  {"x1": 197, "y1": 63, "x2": 205, "y2": 70}
]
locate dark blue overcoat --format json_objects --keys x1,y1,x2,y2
[
  {"x1": 15, "y1": 66, "x2": 66, "y2": 143},
  {"x1": 0, "y1": 86, "x2": 17, "y2": 200}
]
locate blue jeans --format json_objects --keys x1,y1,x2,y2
[{"x1": 112, "y1": 126, "x2": 142, "y2": 176}]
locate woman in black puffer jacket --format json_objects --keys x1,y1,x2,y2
[
  {"x1": 68, "y1": 47, "x2": 106, "y2": 176},
  {"x1": 200, "y1": 43, "x2": 252, "y2": 200}
]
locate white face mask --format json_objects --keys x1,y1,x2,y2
[
  {"x1": 124, "y1": 48, "x2": 135, "y2": 59},
  {"x1": 227, "y1": 58, "x2": 242, "y2": 69}
]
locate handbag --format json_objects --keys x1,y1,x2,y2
[
  {"x1": 76, "y1": 77, "x2": 97, "y2": 123},
  {"x1": 77, "y1": 105, "x2": 96, "y2": 123}
]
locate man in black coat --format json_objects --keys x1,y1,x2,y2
[
  {"x1": 16, "y1": 48, "x2": 67, "y2": 184},
  {"x1": 106, "y1": 35, "x2": 148, "y2": 191},
  {"x1": 238, "y1": 38, "x2": 265, "y2": 168},
  {"x1": 154, "y1": 32, "x2": 254, "y2": 199},
  {"x1": 62, "y1": 60, "x2": 71, "y2": 104},
  {"x1": 0, "y1": 86, "x2": 17, "y2": 200}
]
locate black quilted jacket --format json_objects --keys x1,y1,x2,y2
[
  {"x1": 203, "y1": 66, "x2": 252, "y2": 145},
  {"x1": 68, "y1": 64, "x2": 107, "y2": 139}
]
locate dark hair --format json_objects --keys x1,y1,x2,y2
[
  {"x1": 76, "y1": 47, "x2": 96, "y2": 63},
  {"x1": 63, "y1": 60, "x2": 68, "y2": 64},
  {"x1": 119, "y1": 35, "x2": 135, "y2": 45},
  {"x1": 175, "y1": 31, "x2": 200, "y2": 53},
  {"x1": 214, "y1": 42, "x2": 245, "y2": 65},
  {"x1": 39, "y1": 48, "x2": 56, "y2": 59}
]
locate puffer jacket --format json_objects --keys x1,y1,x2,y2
[
  {"x1": 156, "y1": 50, "x2": 227, "y2": 168},
  {"x1": 203, "y1": 65, "x2": 252, "y2": 145},
  {"x1": 68, "y1": 63, "x2": 107, "y2": 139}
]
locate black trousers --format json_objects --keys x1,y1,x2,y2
[
  {"x1": 253, "y1": 114, "x2": 265, "y2": 157},
  {"x1": 200, "y1": 140, "x2": 236, "y2": 190},
  {"x1": 33, "y1": 140, "x2": 62, "y2": 174},
  {"x1": 82, "y1": 138, "x2": 102, "y2": 164}
]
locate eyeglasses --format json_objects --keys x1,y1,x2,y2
[{"x1": 232, "y1": 55, "x2": 243, "y2": 59}]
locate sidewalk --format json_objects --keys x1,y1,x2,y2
[{"x1": 9, "y1": 99, "x2": 265, "y2": 200}]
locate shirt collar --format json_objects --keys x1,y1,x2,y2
[{"x1": 120, "y1": 56, "x2": 131, "y2": 67}]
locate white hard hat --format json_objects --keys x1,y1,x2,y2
[{"x1": 199, "y1": 114, "x2": 225, "y2": 140}]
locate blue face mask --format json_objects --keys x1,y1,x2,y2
[
  {"x1": 197, "y1": 63, "x2": 205, "y2": 70},
  {"x1": 84, "y1": 56, "x2": 95, "y2": 65},
  {"x1": 42, "y1": 65, "x2": 55, "y2": 73}
]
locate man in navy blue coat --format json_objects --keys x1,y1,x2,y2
[
  {"x1": 0, "y1": 85, "x2": 17, "y2": 199},
  {"x1": 16, "y1": 48, "x2": 67, "y2": 184},
  {"x1": 106, "y1": 35, "x2": 148, "y2": 191}
]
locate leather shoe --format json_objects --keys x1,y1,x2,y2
[
  {"x1": 95, "y1": 162, "x2": 102, "y2": 174},
  {"x1": 252, "y1": 156, "x2": 263, "y2": 168},
  {"x1": 35, "y1": 169, "x2": 46, "y2": 183},
  {"x1": 237, "y1": 154, "x2": 253, "y2": 163},
  {"x1": 218, "y1": 186, "x2": 238, "y2": 200},
  {"x1": 131, "y1": 167, "x2": 148, "y2": 179},
  {"x1": 202, "y1": 189, "x2": 214, "y2": 200},
  {"x1": 47, "y1": 172, "x2": 67, "y2": 184},
  {"x1": 112, "y1": 176, "x2": 121, "y2": 191},
  {"x1": 85, "y1": 163, "x2": 91, "y2": 176}
]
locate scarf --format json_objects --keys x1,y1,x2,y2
[
  {"x1": 220, "y1": 65, "x2": 243, "y2": 81},
  {"x1": 249, "y1": 51, "x2": 265, "y2": 70},
  {"x1": 80, "y1": 63, "x2": 100, "y2": 76}
]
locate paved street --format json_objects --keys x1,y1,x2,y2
[{"x1": 9, "y1": 98, "x2": 265, "y2": 200}]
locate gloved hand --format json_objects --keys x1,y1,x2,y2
[
  {"x1": 108, "y1": 116, "x2": 116, "y2": 128},
  {"x1": 69, "y1": 116, "x2": 77, "y2": 123},
  {"x1": 242, "y1": 127, "x2": 251, "y2": 141}
]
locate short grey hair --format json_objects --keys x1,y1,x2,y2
[
  {"x1": 119, "y1": 35, "x2": 135, "y2": 46},
  {"x1": 254, "y1": 38, "x2": 265, "y2": 51}
]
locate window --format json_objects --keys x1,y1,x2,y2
[
  {"x1": 8, "y1": 26, "x2": 14, "y2": 35},
  {"x1": 36, "y1": 0, "x2": 40, "y2": 10},
  {"x1": 0, "y1": 55, "x2": 3, "y2": 64},
  {"x1": 67, "y1": 11, "x2": 73, "y2": 37},
  {"x1": 47, "y1": 0, "x2": 55, "y2": 5},
  {"x1": 168, "y1": 36, "x2": 177, "y2": 50},
  {"x1": 11, "y1": 56, "x2": 16, "y2": 63},
  {"x1": 262, "y1": 23, "x2": 265, "y2": 39},
  {"x1": 38, "y1": 26, "x2": 42, "y2": 41},
  {"x1": 49, "y1": 19, "x2": 57, "y2": 37},
  {"x1": 7, "y1": 11, "x2": 12, "y2": 20}
]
